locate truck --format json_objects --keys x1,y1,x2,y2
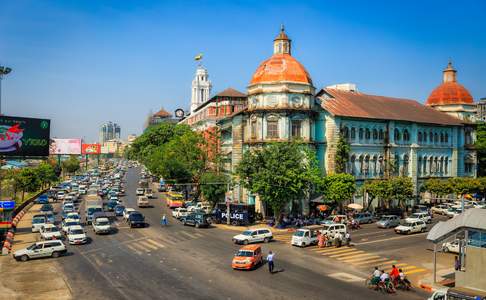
[
  {"x1": 85, "y1": 195, "x2": 103, "y2": 224},
  {"x1": 212, "y1": 204, "x2": 255, "y2": 226}
]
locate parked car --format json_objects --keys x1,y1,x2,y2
[
  {"x1": 320, "y1": 215, "x2": 348, "y2": 225},
  {"x1": 39, "y1": 224, "x2": 62, "y2": 240},
  {"x1": 431, "y1": 204, "x2": 449, "y2": 215},
  {"x1": 31, "y1": 215, "x2": 47, "y2": 233},
  {"x1": 137, "y1": 196, "x2": 150, "y2": 208},
  {"x1": 413, "y1": 205, "x2": 431, "y2": 216},
  {"x1": 376, "y1": 215, "x2": 401, "y2": 228},
  {"x1": 291, "y1": 225, "x2": 321, "y2": 247},
  {"x1": 231, "y1": 245, "x2": 263, "y2": 270},
  {"x1": 395, "y1": 220, "x2": 427, "y2": 234},
  {"x1": 405, "y1": 212, "x2": 432, "y2": 224},
  {"x1": 442, "y1": 239, "x2": 461, "y2": 254},
  {"x1": 114, "y1": 205, "x2": 125, "y2": 217},
  {"x1": 232, "y1": 228, "x2": 273, "y2": 245},
  {"x1": 57, "y1": 191, "x2": 66, "y2": 201},
  {"x1": 446, "y1": 206, "x2": 463, "y2": 218},
  {"x1": 13, "y1": 240, "x2": 67, "y2": 262},
  {"x1": 354, "y1": 212, "x2": 374, "y2": 224},
  {"x1": 181, "y1": 212, "x2": 211, "y2": 228},
  {"x1": 127, "y1": 212, "x2": 145, "y2": 228},
  {"x1": 136, "y1": 188, "x2": 145, "y2": 196},
  {"x1": 172, "y1": 207, "x2": 188, "y2": 219},
  {"x1": 320, "y1": 223, "x2": 347, "y2": 238},
  {"x1": 67, "y1": 225, "x2": 88, "y2": 245}
]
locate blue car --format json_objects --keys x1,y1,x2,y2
[
  {"x1": 106, "y1": 201, "x2": 117, "y2": 211},
  {"x1": 36, "y1": 194, "x2": 49, "y2": 204},
  {"x1": 42, "y1": 212, "x2": 55, "y2": 223},
  {"x1": 114, "y1": 205, "x2": 125, "y2": 216}
]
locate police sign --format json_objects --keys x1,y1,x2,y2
[{"x1": 0, "y1": 200, "x2": 15, "y2": 210}]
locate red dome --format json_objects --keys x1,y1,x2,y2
[
  {"x1": 426, "y1": 81, "x2": 474, "y2": 106},
  {"x1": 250, "y1": 53, "x2": 312, "y2": 85}
]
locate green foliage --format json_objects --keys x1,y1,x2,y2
[
  {"x1": 422, "y1": 178, "x2": 452, "y2": 197},
  {"x1": 35, "y1": 162, "x2": 58, "y2": 188},
  {"x1": 62, "y1": 156, "x2": 81, "y2": 174},
  {"x1": 15, "y1": 168, "x2": 42, "y2": 201},
  {"x1": 475, "y1": 122, "x2": 486, "y2": 176},
  {"x1": 335, "y1": 135, "x2": 350, "y2": 174},
  {"x1": 320, "y1": 173, "x2": 356, "y2": 204},
  {"x1": 200, "y1": 172, "x2": 229, "y2": 208},
  {"x1": 447, "y1": 177, "x2": 479, "y2": 197},
  {"x1": 389, "y1": 177, "x2": 414, "y2": 208},
  {"x1": 235, "y1": 142, "x2": 321, "y2": 219},
  {"x1": 363, "y1": 177, "x2": 413, "y2": 208}
]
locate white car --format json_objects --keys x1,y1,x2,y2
[
  {"x1": 39, "y1": 224, "x2": 62, "y2": 240},
  {"x1": 67, "y1": 225, "x2": 88, "y2": 245},
  {"x1": 395, "y1": 220, "x2": 427, "y2": 234},
  {"x1": 61, "y1": 218, "x2": 81, "y2": 234},
  {"x1": 123, "y1": 208, "x2": 136, "y2": 220},
  {"x1": 31, "y1": 215, "x2": 48, "y2": 233},
  {"x1": 79, "y1": 187, "x2": 87, "y2": 195},
  {"x1": 405, "y1": 212, "x2": 432, "y2": 224},
  {"x1": 66, "y1": 212, "x2": 81, "y2": 221},
  {"x1": 431, "y1": 204, "x2": 449, "y2": 215},
  {"x1": 57, "y1": 191, "x2": 65, "y2": 200},
  {"x1": 92, "y1": 217, "x2": 111, "y2": 234},
  {"x1": 13, "y1": 240, "x2": 67, "y2": 262},
  {"x1": 446, "y1": 207, "x2": 463, "y2": 218},
  {"x1": 442, "y1": 239, "x2": 461, "y2": 254},
  {"x1": 232, "y1": 228, "x2": 273, "y2": 245},
  {"x1": 172, "y1": 207, "x2": 188, "y2": 219},
  {"x1": 469, "y1": 201, "x2": 486, "y2": 209},
  {"x1": 136, "y1": 188, "x2": 145, "y2": 196}
]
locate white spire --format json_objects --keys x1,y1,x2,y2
[{"x1": 190, "y1": 65, "x2": 212, "y2": 113}]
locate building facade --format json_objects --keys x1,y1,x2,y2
[
  {"x1": 190, "y1": 66, "x2": 212, "y2": 114},
  {"x1": 99, "y1": 121, "x2": 121, "y2": 144},
  {"x1": 144, "y1": 108, "x2": 176, "y2": 131},
  {"x1": 215, "y1": 28, "x2": 478, "y2": 215}
]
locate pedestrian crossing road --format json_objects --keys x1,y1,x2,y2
[{"x1": 272, "y1": 234, "x2": 428, "y2": 280}]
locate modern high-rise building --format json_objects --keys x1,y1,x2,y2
[{"x1": 99, "y1": 121, "x2": 121, "y2": 144}]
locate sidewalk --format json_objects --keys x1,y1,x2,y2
[{"x1": 0, "y1": 203, "x2": 72, "y2": 300}]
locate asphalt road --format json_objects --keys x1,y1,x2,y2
[{"x1": 54, "y1": 167, "x2": 428, "y2": 300}]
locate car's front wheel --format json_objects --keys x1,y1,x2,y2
[
  {"x1": 243, "y1": 239, "x2": 249, "y2": 245},
  {"x1": 20, "y1": 255, "x2": 29, "y2": 262},
  {"x1": 264, "y1": 237, "x2": 270, "y2": 243},
  {"x1": 443, "y1": 247, "x2": 449, "y2": 253},
  {"x1": 51, "y1": 251, "x2": 60, "y2": 258}
]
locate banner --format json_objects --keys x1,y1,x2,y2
[
  {"x1": 49, "y1": 138, "x2": 81, "y2": 155},
  {"x1": 100, "y1": 146, "x2": 109, "y2": 154},
  {"x1": 82, "y1": 143, "x2": 101, "y2": 155},
  {"x1": 0, "y1": 115, "x2": 50, "y2": 157}
]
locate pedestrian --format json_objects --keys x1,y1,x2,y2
[
  {"x1": 335, "y1": 232, "x2": 342, "y2": 248},
  {"x1": 267, "y1": 250, "x2": 275, "y2": 273},
  {"x1": 318, "y1": 231, "x2": 324, "y2": 248},
  {"x1": 161, "y1": 214, "x2": 168, "y2": 226},
  {"x1": 454, "y1": 256, "x2": 461, "y2": 271},
  {"x1": 345, "y1": 232, "x2": 351, "y2": 246}
]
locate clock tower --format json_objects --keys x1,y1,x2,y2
[{"x1": 190, "y1": 66, "x2": 212, "y2": 113}]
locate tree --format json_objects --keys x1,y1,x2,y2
[
  {"x1": 363, "y1": 179, "x2": 393, "y2": 209},
  {"x1": 448, "y1": 177, "x2": 479, "y2": 199},
  {"x1": 35, "y1": 162, "x2": 58, "y2": 189},
  {"x1": 334, "y1": 135, "x2": 350, "y2": 174},
  {"x1": 62, "y1": 156, "x2": 81, "y2": 175},
  {"x1": 389, "y1": 177, "x2": 414, "y2": 209},
  {"x1": 475, "y1": 122, "x2": 486, "y2": 176},
  {"x1": 320, "y1": 173, "x2": 356, "y2": 211},
  {"x1": 422, "y1": 178, "x2": 452, "y2": 202},
  {"x1": 235, "y1": 142, "x2": 321, "y2": 222},
  {"x1": 200, "y1": 172, "x2": 229, "y2": 208},
  {"x1": 14, "y1": 168, "x2": 41, "y2": 201}
]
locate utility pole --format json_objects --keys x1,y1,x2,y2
[{"x1": 0, "y1": 65, "x2": 12, "y2": 115}]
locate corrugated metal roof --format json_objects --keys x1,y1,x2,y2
[
  {"x1": 427, "y1": 208, "x2": 486, "y2": 243},
  {"x1": 319, "y1": 88, "x2": 464, "y2": 126}
]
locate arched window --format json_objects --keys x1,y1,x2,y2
[
  {"x1": 350, "y1": 127, "x2": 356, "y2": 139},
  {"x1": 394, "y1": 129, "x2": 401, "y2": 142},
  {"x1": 424, "y1": 132, "x2": 427, "y2": 142},
  {"x1": 444, "y1": 157, "x2": 449, "y2": 175},
  {"x1": 365, "y1": 128, "x2": 371, "y2": 140},
  {"x1": 434, "y1": 157, "x2": 439, "y2": 174},
  {"x1": 429, "y1": 157, "x2": 434, "y2": 174},
  {"x1": 372, "y1": 129, "x2": 378, "y2": 140},
  {"x1": 364, "y1": 155, "x2": 370, "y2": 175},
  {"x1": 404, "y1": 129, "x2": 410, "y2": 142},
  {"x1": 445, "y1": 133, "x2": 449, "y2": 144},
  {"x1": 266, "y1": 115, "x2": 279, "y2": 138},
  {"x1": 402, "y1": 154, "x2": 409, "y2": 176},
  {"x1": 359, "y1": 128, "x2": 364, "y2": 140},
  {"x1": 439, "y1": 157, "x2": 444, "y2": 174},
  {"x1": 359, "y1": 155, "x2": 365, "y2": 175},
  {"x1": 350, "y1": 155, "x2": 356, "y2": 175},
  {"x1": 440, "y1": 133, "x2": 444, "y2": 143},
  {"x1": 418, "y1": 132, "x2": 422, "y2": 143},
  {"x1": 434, "y1": 133, "x2": 438, "y2": 143},
  {"x1": 342, "y1": 127, "x2": 349, "y2": 139},
  {"x1": 379, "y1": 129, "x2": 384, "y2": 140},
  {"x1": 429, "y1": 132, "x2": 433, "y2": 142},
  {"x1": 418, "y1": 156, "x2": 422, "y2": 175},
  {"x1": 372, "y1": 155, "x2": 378, "y2": 176},
  {"x1": 423, "y1": 156, "x2": 427, "y2": 175},
  {"x1": 465, "y1": 128, "x2": 473, "y2": 145},
  {"x1": 378, "y1": 156, "x2": 384, "y2": 176}
]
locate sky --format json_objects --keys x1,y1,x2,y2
[{"x1": 1, "y1": 0, "x2": 485, "y2": 142}]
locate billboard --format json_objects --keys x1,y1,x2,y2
[
  {"x1": 0, "y1": 115, "x2": 50, "y2": 157},
  {"x1": 49, "y1": 138, "x2": 82, "y2": 155},
  {"x1": 82, "y1": 143, "x2": 101, "y2": 155}
]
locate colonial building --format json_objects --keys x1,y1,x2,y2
[
  {"x1": 216, "y1": 27, "x2": 478, "y2": 215},
  {"x1": 190, "y1": 66, "x2": 212, "y2": 114},
  {"x1": 144, "y1": 107, "x2": 177, "y2": 131}
]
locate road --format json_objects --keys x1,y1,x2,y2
[{"x1": 54, "y1": 167, "x2": 428, "y2": 299}]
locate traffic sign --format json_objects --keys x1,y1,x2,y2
[{"x1": 0, "y1": 200, "x2": 15, "y2": 210}]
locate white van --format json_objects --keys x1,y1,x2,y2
[
  {"x1": 291, "y1": 225, "x2": 322, "y2": 247},
  {"x1": 321, "y1": 223, "x2": 347, "y2": 239}
]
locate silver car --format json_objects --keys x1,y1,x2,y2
[
  {"x1": 13, "y1": 240, "x2": 67, "y2": 262},
  {"x1": 376, "y1": 215, "x2": 401, "y2": 228}
]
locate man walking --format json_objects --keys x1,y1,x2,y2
[{"x1": 267, "y1": 250, "x2": 275, "y2": 273}]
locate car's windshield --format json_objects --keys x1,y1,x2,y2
[
  {"x1": 236, "y1": 250, "x2": 254, "y2": 257},
  {"x1": 294, "y1": 230, "x2": 306, "y2": 237},
  {"x1": 45, "y1": 227, "x2": 59, "y2": 232},
  {"x1": 96, "y1": 221, "x2": 109, "y2": 226},
  {"x1": 130, "y1": 214, "x2": 144, "y2": 220},
  {"x1": 33, "y1": 218, "x2": 45, "y2": 224},
  {"x1": 66, "y1": 221, "x2": 79, "y2": 226},
  {"x1": 27, "y1": 243, "x2": 38, "y2": 250},
  {"x1": 70, "y1": 229, "x2": 84, "y2": 235},
  {"x1": 380, "y1": 217, "x2": 392, "y2": 221},
  {"x1": 412, "y1": 213, "x2": 421, "y2": 218}
]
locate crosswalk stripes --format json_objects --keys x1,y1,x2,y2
[
  {"x1": 126, "y1": 243, "x2": 143, "y2": 255},
  {"x1": 139, "y1": 240, "x2": 159, "y2": 250},
  {"x1": 353, "y1": 258, "x2": 394, "y2": 266},
  {"x1": 144, "y1": 238, "x2": 165, "y2": 248},
  {"x1": 341, "y1": 255, "x2": 381, "y2": 263},
  {"x1": 328, "y1": 250, "x2": 363, "y2": 258},
  {"x1": 404, "y1": 268, "x2": 427, "y2": 275}
]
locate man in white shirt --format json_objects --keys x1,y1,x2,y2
[
  {"x1": 380, "y1": 270, "x2": 389, "y2": 282},
  {"x1": 267, "y1": 251, "x2": 275, "y2": 273}
]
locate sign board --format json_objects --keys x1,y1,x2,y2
[
  {"x1": 49, "y1": 138, "x2": 82, "y2": 155},
  {"x1": 0, "y1": 200, "x2": 15, "y2": 210},
  {"x1": 0, "y1": 115, "x2": 50, "y2": 157},
  {"x1": 100, "y1": 146, "x2": 109, "y2": 154},
  {"x1": 82, "y1": 143, "x2": 101, "y2": 155}
]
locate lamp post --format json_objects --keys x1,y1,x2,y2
[{"x1": 0, "y1": 66, "x2": 12, "y2": 115}]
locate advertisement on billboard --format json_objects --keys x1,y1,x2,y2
[
  {"x1": 0, "y1": 115, "x2": 50, "y2": 157},
  {"x1": 100, "y1": 146, "x2": 109, "y2": 154},
  {"x1": 82, "y1": 143, "x2": 101, "y2": 155},
  {"x1": 49, "y1": 138, "x2": 82, "y2": 155}
]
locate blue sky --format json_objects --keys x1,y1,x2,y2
[{"x1": 1, "y1": 0, "x2": 485, "y2": 142}]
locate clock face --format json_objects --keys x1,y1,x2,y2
[
  {"x1": 291, "y1": 96, "x2": 303, "y2": 108},
  {"x1": 267, "y1": 95, "x2": 278, "y2": 107}
]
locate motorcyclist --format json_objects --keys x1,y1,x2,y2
[
  {"x1": 390, "y1": 265, "x2": 400, "y2": 281},
  {"x1": 398, "y1": 269, "x2": 411, "y2": 288},
  {"x1": 371, "y1": 267, "x2": 382, "y2": 286}
]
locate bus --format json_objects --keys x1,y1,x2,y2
[
  {"x1": 167, "y1": 192, "x2": 184, "y2": 209},
  {"x1": 158, "y1": 178, "x2": 166, "y2": 192}
]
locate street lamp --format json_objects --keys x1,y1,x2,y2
[{"x1": 0, "y1": 66, "x2": 12, "y2": 115}]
